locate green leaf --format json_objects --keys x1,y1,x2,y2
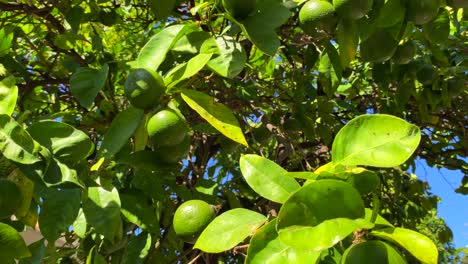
[
  {"x1": 371, "y1": 227, "x2": 438, "y2": 264},
  {"x1": 239, "y1": 154, "x2": 300, "y2": 203},
  {"x1": 0, "y1": 222, "x2": 31, "y2": 260},
  {"x1": 284, "y1": 171, "x2": 318, "y2": 180},
  {"x1": 373, "y1": 0, "x2": 405, "y2": 28},
  {"x1": 28, "y1": 120, "x2": 94, "y2": 164},
  {"x1": 39, "y1": 188, "x2": 81, "y2": 242},
  {"x1": 207, "y1": 36, "x2": 247, "y2": 78},
  {"x1": 181, "y1": 89, "x2": 248, "y2": 147},
  {"x1": 136, "y1": 24, "x2": 196, "y2": 71},
  {"x1": 6, "y1": 169, "x2": 34, "y2": 218},
  {"x1": 83, "y1": 185, "x2": 122, "y2": 242},
  {"x1": 18, "y1": 239, "x2": 46, "y2": 264},
  {"x1": 97, "y1": 106, "x2": 144, "y2": 159},
  {"x1": 364, "y1": 208, "x2": 393, "y2": 227},
  {"x1": 70, "y1": 65, "x2": 109, "y2": 108},
  {"x1": 337, "y1": 19, "x2": 358, "y2": 67},
  {"x1": 277, "y1": 180, "x2": 368, "y2": 250},
  {"x1": 235, "y1": 0, "x2": 291, "y2": 55},
  {"x1": 318, "y1": 42, "x2": 342, "y2": 97},
  {"x1": 120, "y1": 192, "x2": 160, "y2": 233},
  {"x1": 337, "y1": 168, "x2": 381, "y2": 195},
  {"x1": 194, "y1": 208, "x2": 267, "y2": 253},
  {"x1": 0, "y1": 29, "x2": 13, "y2": 56},
  {"x1": 423, "y1": 9, "x2": 450, "y2": 46},
  {"x1": 148, "y1": 0, "x2": 176, "y2": 20},
  {"x1": 72, "y1": 209, "x2": 87, "y2": 238},
  {"x1": 246, "y1": 219, "x2": 321, "y2": 264},
  {"x1": 121, "y1": 232, "x2": 152, "y2": 264},
  {"x1": 0, "y1": 76, "x2": 18, "y2": 116},
  {"x1": 331, "y1": 114, "x2": 421, "y2": 167},
  {"x1": 0, "y1": 114, "x2": 40, "y2": 164},
  {"x1": 164, "y1": 52, "x2": 213, "y2": 90}
]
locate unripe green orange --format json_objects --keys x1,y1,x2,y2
[
  {"x1": 124, "y1": 68, "x2": 165, "y2": 109},
  {"x1": 333, "y1": 0, "x2": 373, "y2": 20},
  {"x1": 147, "y1": 109, "x2": 188, "y2": 146},
  {"x1": 342, "y1": 240, "x2": 407, "y2": 263},
  {"x1": 173, "y1": 200, "x2": 216, "y2": 243},
  {"x1": 299, "y1": 0, "x2": 337, "y2": 34},
  {"x1": 155, "y1": 135, "x2": 191, "y2": 164}
]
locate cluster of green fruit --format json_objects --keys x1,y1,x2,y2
[
  {"x1": 172, "y1": 200, "x2": 216, "y2": 243},
  {"x1": 124, "y1": 69, "x2": 191, "y2": 164},
  {"x1": 298, "y1": 0, "x2": 461, "y2": 63}
]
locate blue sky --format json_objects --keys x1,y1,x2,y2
[{"x1": 415, "y1": 159, "x2": 468, "y2": 248}]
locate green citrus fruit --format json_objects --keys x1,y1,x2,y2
[
  {"x1": 392, "y1": 41, "x2": 416, "y2": 65},
  {"x1": 299, "y1": 0, "x2": 337, "y2": 34},
  {"x1": 333, "y1": 0, "x2": 373, "y2": 20},
  {"x1": 155, "y1": 135, "x2": 191, "y2": 164},
  {"x1": 406, "y1": 0, "x2": 439, "y2": 25},
  {"x1": 447, "y1": 0, "x2": 468, "y2": 8},
  {"x1": 173, "y1": 200, "x2": 216, "y2": 243},
  {"x1": 124, "y1": 68, "x2": 165, "y2": 109},
  {"x1": 147, "y1": 109, "x2": 188, "y2": 146},
  {"x1": 222, "y1": 0, "x2": 257, "y2": 20},
  {"x1": 0, "y1": 155, "x2": 15, "y2": 178},
  {"x1": 342, "y1": 240, "x2": 407, "y2": 264},
  {"x1": 361, "y1": 30, "x2": 398, "y2": 63},
  {"x1": 416, "y1": 64, "x2": 438, "y2": 85},
  {"x1": 0, "y1": 179, "x2": 23, "y2": 218}
]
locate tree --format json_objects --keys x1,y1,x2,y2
[{"x1": 0, "y1": 0, "x2": 466, "y2": 263}]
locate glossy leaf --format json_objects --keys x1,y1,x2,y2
[
  {"x1": 73, "y1": 209, "x2": 87, "y2": 238},
  {"x1": 207, "y1": 36, "x2": 246, "y2": 78},
  {"x1": 364, "y1": 208, "x2": 393, "y2": 227},
  {"x1": 165, "y1": 52, "x2": 213, "y2": 90},
  {"x1": 337, "y1": 20, "x2": 358, "y2": 67},
  {"x1": 181, "y1": 89, "x2": 248, "y2": 146},
  {"x1": 236, "y1": 0, "x2": 291, "y2": 55},
  {"x1": 246, "y1": 219, "x2": 321, "y2": 264},
  {"x1": 18, "y1": 238, "x2": 46, "y2": 264},
  {"x1": 39, "y1": 188, "x2": 81, "y2": 242},
  {"x1": 0, "y1": 222, "x2": 31, "y2": 260},
  {"x1": 194, "y1": 208, "x2": 267, "y2": 253},
  {"x1": 277, "y1": 180, "x2": 367, "y2": 250},
  {"x1": 371, "y1": 227, "x2": 438, "y2": 264},
  {"x1": 28, "y1": 120, "x2": 94, "y2": 164},
  {"x1": 136, "y1": 24, "x2": 196, "y2": 71},
  {"x1": 278, "y1": 218, "x2": 373, "y2": 251},
  {"x1": 41, "y1": 156, "x2": 84, "y2": 188},
  {"x1": 97, "y1": 106, "x2": 144, "y2": 159},
  {"x1": 121, "y1": 232, "x2": 152, "y2": 264},
  {"x1": 240, "y1": 154, "x2": 300, "y2": 203},
  {"x1": 0, "y1": 114, "x2": 40, "y2": 164},
  {"x1": 120, "y1": 192, "x2": 159, "y2": 233},
  {"x1": 6, "y1": 169, "x2": 34, "y2": 218},
  {"x1": 332, "y1": 114, "x2": 421, "y2": 167},
  {"x1": 70, "y1": 65, "x2": 109, "y2": 108},
  {"x1": 83, "y1": 185, "x2": 122, "y2": 242},
  {"x1": 0, "y1": 76, "x2": 17, "y2": 116}
]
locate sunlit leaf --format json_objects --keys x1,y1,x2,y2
[
  {"x1": 0, "y1": 222, "x2": 30, "y2": 260},
  {"x1": 0, "y1": 115, "x2": 40, "y2": 164},
  {"x1": 0, "y1": 76, "x2": 17, "y2": 116}
]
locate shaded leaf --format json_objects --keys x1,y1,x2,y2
[
  {"x1": 240, "y1": 154, "x2": 300, "y2": 203},
  {"x1": 70, "y1": 65, "x2": 109, "y2": 108},
  {"x1": 97, "y1": 106, "x2": 144, "y2": 159},
  {"x1": 148, "y1": 0, "x2": 176, "y2": 20},
  {"x1": 337, "y1": 19, "x2": 358, "y2": 67},
  {"x1": 181, "y1": 89, "x2": 248, "y2": 146},
  {"x1": 28, "y1": 120, "x2": 94, "y2": 164},
  {"x1": 6, "y1": 169, "x2": 34, "y2": 218},
  {"x1": 165, "y1": 52, "x2": 213, "y2": 90},
  {"x1": 207, "y1": 36, "x2": 247, "y2": 78},
  {"x1": 83, "y1": 186, "x2": 122, "y2": 242},
  {"x1": 121, "y1": 232, "x2": 152, "y2": 264},
  {"x1": 331, "y1": 114, "x2": 421, "y2": 167},
  {"x1": 39, "y1": 188, "x2": 81, "y2": 242},
  {"x1": 194, "y1": 208, "x2": 267, "y2": 253},
  {"x1": 120, "y1": 192, "x2": 160, "y2": 233},
  {"x1": 235, "y1": 0, "x2": 291, "y2": 55}
]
